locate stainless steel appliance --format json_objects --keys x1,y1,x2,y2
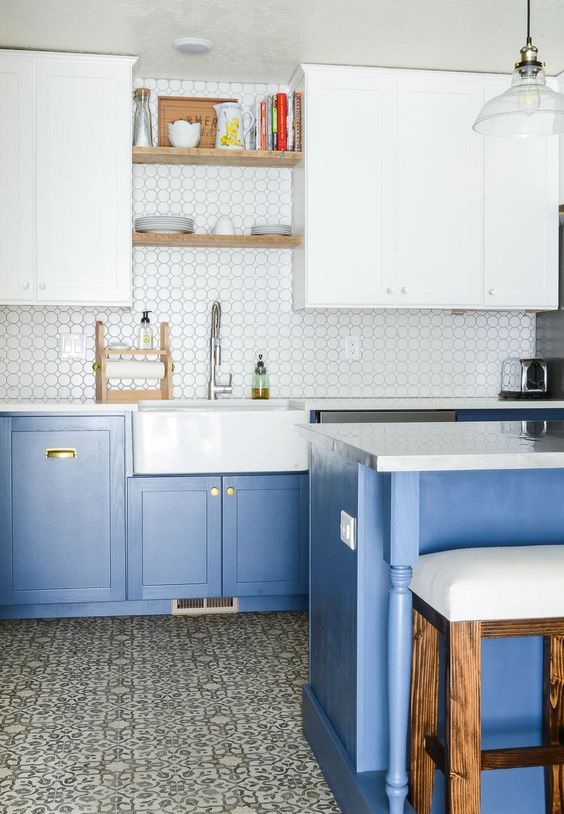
[
  {"x1": 499, "y1": 357, "x2": 548, "y2": 399},
  {"x1": 318, "y1": 410, "x2": 456, "y2": 423}
]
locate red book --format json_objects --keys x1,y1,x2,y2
[
  {"x1": 260, "y1": 101, "x2": 267, "y2": 150},
  {"x1": 277, "y1": 93, "x2": 287, "y2": 150}
]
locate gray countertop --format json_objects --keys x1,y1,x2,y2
[{"x1": 299, "y1": 420, "x2": 564, "y2": 472}]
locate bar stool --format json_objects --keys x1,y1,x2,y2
[{"x1": 408, "y1": 545, "x2": 564, "y2": 814}]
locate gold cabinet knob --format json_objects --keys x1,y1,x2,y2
[
  {"x1": 210, "y1": 487, "x2": 220, "y2": 497},
  {"x1": 226, "y1": 487, "x2": 235, "y2": 496}
]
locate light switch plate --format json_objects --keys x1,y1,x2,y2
[
  {"x1": 340, "y1": 510, "x2": 357, "y2": 550},
  {"x1": 59, "y1": 332, "x2": 87, "y2": 361}
]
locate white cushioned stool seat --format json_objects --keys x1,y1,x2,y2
[{"x1": 411, "y1": 545, "x2": 564, "y2": 622}]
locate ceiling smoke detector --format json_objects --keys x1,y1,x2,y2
[{"x1": 174, "y1": 37, "x2": 213, "y2": 55}]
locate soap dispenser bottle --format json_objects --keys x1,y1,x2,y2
[
  {"x1": 251, "y1": 354, "x2": 270, "y2": 400},
  {"x1": 138, "y1": 311, "x2": 153, "y2": 349}
]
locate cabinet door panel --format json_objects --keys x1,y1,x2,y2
[
  {"x1": 0, "y1": 416, "x2": 125, "y2": 605},
  {"x1": 0, "y1": 55, "x2": 34, "y2": 302},
  {"x1": 396, "y1": 75, "x2": 484, "y2": 306},
  {"x1": 35, "y1": 58, "x2": 132, "y2": 305},
  {"x1": 483, "y1": 79, "x2": 559, "y2": 310},
  {"x1": 127, "y1": 477, "x2": 222, "y2": 600},
  {"x1": 305, "y1": 68, "x2": 396, "y2": 307},
  {"x1": 222, "y1": 474, "x2": 308, "y2": 596}
]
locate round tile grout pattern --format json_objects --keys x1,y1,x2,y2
[{"x1": 0, "y1": 75, "x2": 536, "y2": 402}]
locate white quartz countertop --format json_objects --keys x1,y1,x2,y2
[
  {"x1": 298, "y1": 397, "x2": 564, "y2": 411},
  {"x1": 1, "y1": 397, "x2": 564, "y2": 413},
  {"x1": 300, "y1": 420, "x2": 564, "y2": 472},
  {"x1": 0, "y1": 402, "x2": 138, "y2": 412}
]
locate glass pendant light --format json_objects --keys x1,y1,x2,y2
[{"x1": 473, "y1": 0, "x2": 564, "y2": 136}]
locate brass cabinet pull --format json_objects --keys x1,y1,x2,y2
[
  {"x1": 210, "y1": 487, "x2": 220, "y2": 497},
  {"x1": 45, "y1": 448, "x2": 77, "y2": 459},
  {"x1": 226, "y1": 487, "x2": 235, "y2": 496}
]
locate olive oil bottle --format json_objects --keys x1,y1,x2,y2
[{"x1": 251, "y1": 354, "x2": 270, "y2": 399}]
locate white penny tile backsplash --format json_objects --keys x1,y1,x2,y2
[{"x1": 0, "y1": 77, "x2": 536, "y2": 402}]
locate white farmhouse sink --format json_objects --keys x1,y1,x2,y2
[{"x1": 133, "y1": 399, "x2": 309, "y2": 474}]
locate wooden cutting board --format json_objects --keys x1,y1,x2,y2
[{"x1": 158, "y1": 96, "x2": 236, "y2": 148}]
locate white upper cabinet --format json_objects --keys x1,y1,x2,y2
[
  {"x1": 483, "y1": 78, "x2": 559, "y2": 310},
  {"x1": 0, "y1": 51, "x2": 137, "y2": 306},
  {"x1": 0, "y1": 55, "x2": 35, "y2": 302},
  {"x1": 294, "y1": 67, "x2": 396, "y2": 308},
  {"x1": 35, "y1": 57, "x2": 134, "y2": 305},
  {"x1": 396, "y1": 75, "x2": 484, "y2": 307},
  {"x1": 293, "y1": 64, "x2": 559, "y2": 311}
]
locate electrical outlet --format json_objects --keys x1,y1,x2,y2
[
  {"x1": 344, "y1": 335, "x2": 361, "y2": 361},
  {"x1": 340, "y1": 510, "x2": 357, "y2": 550}
]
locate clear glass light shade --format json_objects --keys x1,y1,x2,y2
[{"x1": 473, "y1": 67, "x2": 564, "y2": 136}]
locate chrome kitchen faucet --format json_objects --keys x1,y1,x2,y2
[{"x1": 208, "y1": 301, "x2": 232, "y2": 400}]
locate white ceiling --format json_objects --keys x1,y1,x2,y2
[{"x1": 2, "y1": 0, "x2": 564, "y2": 83}]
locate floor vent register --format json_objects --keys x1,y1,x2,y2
[{"x1": 171, "y1": 597, "x2": 240, "y2": 616}]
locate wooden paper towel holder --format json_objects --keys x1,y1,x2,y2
[{"x1": 94, "y1": 321, "x2": 174, "y2": 403}]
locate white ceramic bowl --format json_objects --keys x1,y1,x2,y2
[
  {"x1": 168, "y1": 121, "x2": 201, "y2": 148},
  {"x1": 213, "y1": 216, "x2": 235, "y2": 236}
]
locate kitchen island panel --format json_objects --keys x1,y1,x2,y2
[
  {"x1": 310, "y1": 448, "x2": 359, "y2": 766},
  {"x1": 306, "y1": 436, "x2": 564, "y2": 814},
  {"x1": 419, "y1": 468, "x2": 564, "y2": 553}
]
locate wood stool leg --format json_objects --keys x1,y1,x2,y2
[
  {"x1": 544, "y1": 635, "x2": 564, "y2": 814},
  {"x1": 409, "y1": 609, "x2": 439, "y2": 814},
  {"x1": 446, "y1": 621, "x2": 481, "y2": 814}
]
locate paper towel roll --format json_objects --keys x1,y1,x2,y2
[{"x1": 106, "y1": 360, "x2": 165, "y2": 380}]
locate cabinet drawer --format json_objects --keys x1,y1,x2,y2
[{"x1": 0, "y1": 416, "x2": 126, "y2": 605}]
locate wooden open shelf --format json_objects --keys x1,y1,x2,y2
[
  {"x1": 133, "y1": 232, "x2": 303, "y2": 248},
  {"x1": 132, "y1": 146, "x2": 302, "y2": 168},
  {"x1": 105, "y1": 348, "x2": 168, "y2": 356}
]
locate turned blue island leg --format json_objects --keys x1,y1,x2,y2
[
  {"x1": 386, "y1": 565, "x2": 413, "y2": 813},
  {"x1": 385, "y1": 472, "x2": 421, "y2": 814}
]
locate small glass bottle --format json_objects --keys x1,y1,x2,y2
[
  {"x1": 133, "y1": 88, "x2": 153, "y2": 147},
  {"x1": 137, "y1": 310, "x2": 154, "y2": 349},
  {"x1": 251, "y1": 354, "x2": 270, "y2": 400}
]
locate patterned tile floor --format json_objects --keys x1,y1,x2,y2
[{"x1": 0, "y1": 612, "x2": 341, "y2": 814}]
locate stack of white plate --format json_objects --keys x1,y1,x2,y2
[
  {"x1": 250, "y1": 223, "x2": 292, "y2": 236},
  {"x1": 135, "y1": 216, "x2": 194, "y2": 234}
]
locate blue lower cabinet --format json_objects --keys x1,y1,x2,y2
[
  {"x1": 222, "y1": 474, "x2": 308, "y2": 597},
  {"x1": 0, "y1": 416, "x2": 126, "y2": 605},
  {"x1": 127, "y1": 477, "x2": 222, "y2": 600},
  {"x1": 127, "y1": 473, "x2": 308, "y2": 601}
]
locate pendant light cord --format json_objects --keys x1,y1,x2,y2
[{"x1": 527, "y1": 0, "x2": 531, "y2": 45}]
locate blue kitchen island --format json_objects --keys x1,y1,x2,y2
[{"x1": 301, "y1": 420, "x2": 564, "y2": 814}]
